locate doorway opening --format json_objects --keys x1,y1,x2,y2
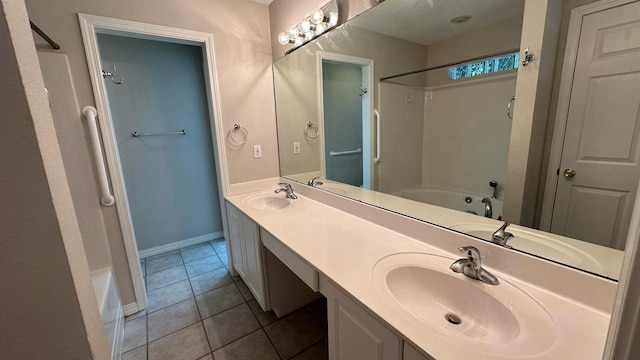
[
  {"x1": 317, "y1": 52, "x2": 374, "y2": 189},
  {"x1": 97, "y1": 34, "x2": 223, "y2": 257},
  {"x1": 79, "y1": 14, "x2": 229, "y2": 313}
]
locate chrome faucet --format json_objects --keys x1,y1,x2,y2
[
  {"x1": 489, "y1": 180, "x2": 499, "y2": 199},
  {"x1": 307, "y1": 176, "x2": 324, "y2": 187},
  {"x1": 492, "y1": 221, "x2": 514, "y2": 247},
  {"x1": 481, "y1": 198, "x2": 493, "y2": 218},
  {"x1": 275, "y1": 182, "x2": 297, "y2": 199},
  {"x1": 450, "y1": 246, "x2": 499, "y2": 285}
]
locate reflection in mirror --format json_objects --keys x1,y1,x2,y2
[{"x1": 274, "y1": 0, "x2": 627, "y2": 280}]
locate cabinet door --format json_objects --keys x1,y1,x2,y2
[
  {"x1": 226, "y1": 204, "x2": 245, "y2": 278},
  {"x1": 403, "y1": 342, "x2": 433, "y2": 360},
  {"x1": 321, "y1": 277, "x2": 401, "y2": 360},
  {"x1": 242, "y1": 216, "x2": 267, "y2": 309}
]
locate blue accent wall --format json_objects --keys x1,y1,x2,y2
[
  {"x1": 98, "y1": 34, "x2": 222, "y2": 251},
  {"x1": 322, "y1": 61, "x2": 363, "y2": 186}
]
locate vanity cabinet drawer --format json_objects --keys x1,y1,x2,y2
[{"x1": 261, "y1": 229, "x2": 318, "y2": 291}]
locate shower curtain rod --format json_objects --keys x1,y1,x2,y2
[
  {"x1": 30, "y1": 20, "x2": 60, "y2": 50},
  {"x1": 379, "y1": 48, "x2": 519, "y2": 82}
]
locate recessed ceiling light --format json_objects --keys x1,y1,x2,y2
[{"x1": 450, "y1": 15, "x2": 472, "y2": 24}]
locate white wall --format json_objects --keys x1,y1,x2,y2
[
  {"x1": 25, "y1": 0, "x2": 279, "y2": 306},
  {"x1": 422, "y1": 75, "x2": 517, "y2": 197},
  {"x1": 275, "y1": 26, "x2": 427, "y2": 181},
  {"x1": 503, "y1": 0, "x2": 562, "y2": 226},
  {"x1": 38, "y1": 51, "x2": 115, "y2": 272},
  {"x1": 0, "y1": 0, "x2": 108, "y2": 357},
  {"x1": 377, "y1": 83, "x2": 425, "y2": 193}
]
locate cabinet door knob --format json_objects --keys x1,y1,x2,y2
[{"x1": 563, "y1": 168, "x2": 576, "y2": 178}]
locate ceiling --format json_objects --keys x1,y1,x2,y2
[{"x1": 349, "y1": 0, "x2": 525, "y2": 45}]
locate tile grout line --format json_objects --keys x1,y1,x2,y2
[
  {"x1": 146, "y1": 249, "x2": 196, "y2": 357},
  {"x1": 137, "y1": 241, "x2": 327, "y2": 360},
  {"x1": 182, "y1": 244, "x2": 214, "y2": 358},
  {"x1": 130, "y1": 244, "x2": 217, "y2": 359},
  {"x1": 287, "y1": 337, "x2": 327, "y2": 360},
  {"x1": 202, "y1": 302, "x2": 257, "y2": 354}
]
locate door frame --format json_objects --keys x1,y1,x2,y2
[
  {"x1": 317, "y1": 52, "x2": 374, "y2": 189},
  {"x1": 78, "y1": 14, "x2": 230, "y2": 314},
  {"x1": 539, "y1": 0, "x2": 637, "y2": 231}
]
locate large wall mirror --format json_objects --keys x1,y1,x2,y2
[{"x1": 274, "y1": 0, "x2": 639, "y2": 280}]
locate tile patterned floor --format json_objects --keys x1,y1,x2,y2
[{"x1": 123, "y1": 238, "x2": 328, "y2": 360}]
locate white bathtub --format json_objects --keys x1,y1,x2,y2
[{"x1": 394, "y1": 186, "x2": 503, "y2": 219}]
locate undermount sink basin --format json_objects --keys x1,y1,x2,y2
[
  {"x1": 373, "y1": 253, "x2": 556, "y2": 356},
  {"x1": 244, "y1": 193, "x2": 296, "y2": 210},
  {"x1": 450, "y1": 223, "x2": 605, "y2": 273}
]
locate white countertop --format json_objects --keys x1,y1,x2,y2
[
  {"x1": 283, "y1": 175, "x2": 624, "y2": 280},
  {"x1": 226, "y1": 183, "x2": 614, "y2": 360}
]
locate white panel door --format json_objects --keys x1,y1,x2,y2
[{"x1": 551, "y1": 1, "x2": 640, "y2": 250}]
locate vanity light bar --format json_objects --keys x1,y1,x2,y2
[{"x1": 277, "y1": 0, "x2": 338, "y2": 51}]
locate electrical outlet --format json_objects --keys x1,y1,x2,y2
[
  {"x1": 293, "y1": 142, "x2": 300, "y2": 154},
  {"x1": 253, "y1": 145, "x2": 262, "y2": 158}
]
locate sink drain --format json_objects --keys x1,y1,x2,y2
[{"x1": 445, "y1": 313, "x2": 462, "y2": 325}]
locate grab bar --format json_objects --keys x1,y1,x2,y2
[
  {"x1": 82, "y1": 106, "x2": 115, "y2": 207},
  {"x1": 132, "y1": 129, "x2": 186, "y2": 137},
  {"x1": 373, "y1": 109, "x2": 381, "y2": 164},
  {"x1": 507, "y1": 96, "x2": 515, "y2": 119},
  {"x1": 330, "y1": 148, "x2": 362, "y2": 157}
]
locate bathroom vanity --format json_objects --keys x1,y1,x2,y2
[{"x1": 225, "y1": 179, "x2": 615, "y2": 360}]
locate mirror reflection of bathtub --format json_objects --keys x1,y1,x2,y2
[{"x1": 394, "y1": 186, "x2": 503, "y2": 219}]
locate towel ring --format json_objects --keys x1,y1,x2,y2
[
  {"x1": 304, "y1": 122, "x2": 319, "y2": 140},
  {"x1": 228, "y1": 124, "x2": 248, "y2": 146}
]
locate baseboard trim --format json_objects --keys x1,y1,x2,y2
[
  {"x1": 138, "y1": 231, "x2": 223, "y2": 259},
  {"x1": 122, "y1": 302, "x2": 140, "y2": 317}
]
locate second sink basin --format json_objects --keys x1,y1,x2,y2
[
  {"x1": 450, "y1": 223, "x2": 605, "y2": 274},
  {"x1": 372, "y1": 253, "x2": 557, "y2": 357},
  {"x1": 244, "y1": 193, "x2": 296, "y2": 210}
]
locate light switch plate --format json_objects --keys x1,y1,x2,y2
[
  {"x1": 293, "y1": 142, "x2": 300, "y2": 154},
  {"x1": 253, "y1": 145, "x2": 262, "y2": 158}
]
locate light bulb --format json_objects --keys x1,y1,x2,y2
[
  {"x1": 287, "y1": 25, "x2": 298, "y2": 37},
  {"x1": 328, "y1": 12, "x2": 338, "y2": 26},
  {"x1": 310, "y1": 9, "x2": 324, "y2": 24},
  {"x1": 277, "y1": 32, "x2": 290, "y2": 45},
  {"x1": 294, "y1": 36, "x2": 304, "y2": 47},
  {"x1": 315, "y1": 22, "x2": 327, "y2": 35},
  {"x1": 304, "y1": 31, "x2": 314, "y2": 41},
  {"x1": 298, "y1": 19, "x2": 311, "y2": 32}
]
